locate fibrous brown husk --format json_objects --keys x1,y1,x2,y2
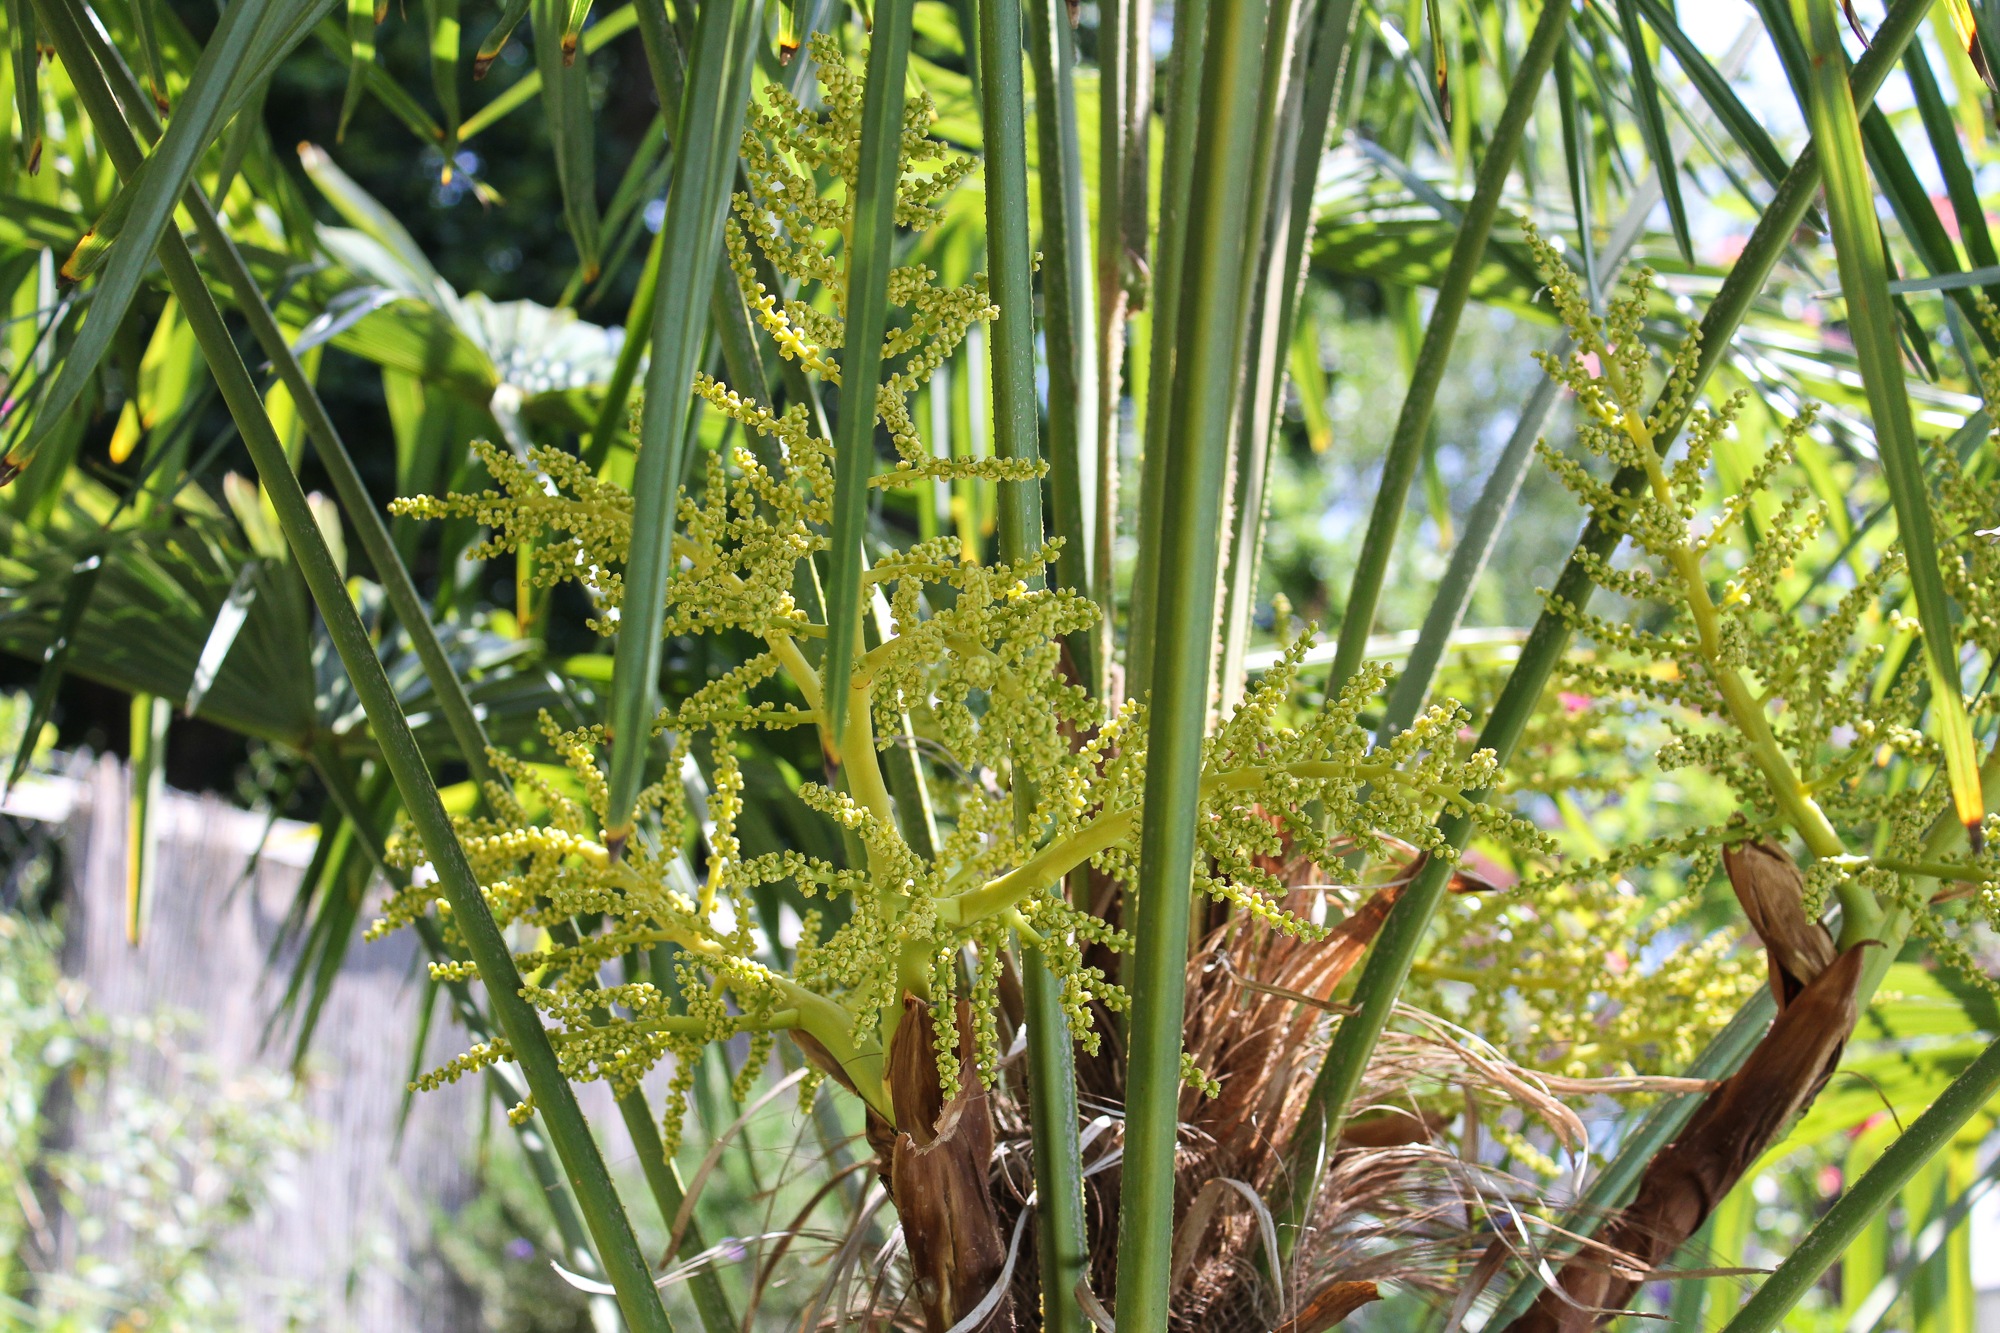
[
  {"x1": 866, "y1": 994, "x2": 1014, "y2": 1333},
  {"x1": 1163, "y1": 884, "x2": 1415, "y2": 1327},
  {"x1": 1504, "y1": 839, "x2": 1866, "y2": 1332},
  {"x1": 1095, "y1": 839, "x2": 1502, "y2": 1331},
  {"x1": 976, "y1": 835, "x2": 1460, "y2": 1332},
  {"x1": 816, "y1": 827, "x2": 1622, "y2": 1330}
]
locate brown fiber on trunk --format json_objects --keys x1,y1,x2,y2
[
  {"x1": 866, "y1": 993, "x2": 1014, "y2": 1333},
  {"x1": 1163, "y1": 857, "x2": 1475, "y2": 1327},
  {"x1": 1114, "y1": 833, "x2": 1503, "y2": 1329},
  {"x1": 1504, "y1": 840, "x2": 1866, "y2": 1332},
  {"x1": 980, "y1": 830, "x2": 1497, "y2": 1329}
]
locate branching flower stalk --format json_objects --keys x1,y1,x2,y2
[
  {"x1": 1501, "y1": 238, "x2": 2000, "y2": 1329},
  {"x1": 1526, "y1": 233, "x2": 2000, "y2": 948},
  {"x1": 384, "y1": 38, "x2": 1541, "y2": 1210}
]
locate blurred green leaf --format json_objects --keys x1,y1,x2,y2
[
  {"x1": 12, "y1": 0, "x2": 319, "y2": 479},
  {"x1": 1611, "y1": 0, "x2": 1691, "y2": 263},
  {"x1": 1804, "y1": 0, "x2": 1985, "y2": 854}
]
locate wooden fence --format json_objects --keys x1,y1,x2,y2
[{"x1": 11, "y1": 754, "x2": 485, "y2": 1330}]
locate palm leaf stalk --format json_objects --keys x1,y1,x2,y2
[
  {"x1": 1841, "y1": 1147, "x2": 2000, "y2": 1333},
  {"x1": 1276, "y1": 0, "x2": 1362, "y2": 264},
  {"x1": 1210, "y1": 0, "x2": 1370, "y2": 713},
  {"x1": 815, "y1": 0, "x2": 914, "y2": 750},
  {"x1": 47, "y1": 0, "x2": 337, "y2": 339},
  {"x1": 1854, "y1": 85, "x2": 2000, "y2": 360},
  {"x1": 1213, "y1": 0, "x2": 1307, "y2": 714},
  {"x1": 577, "y1": 1, "x2": 677, "y2": 448},
  {"x1": 1113, "y1": 0, "x2": 1276, "y2": 1321},
  {"x1": 983, "y1": 0, "x2": 1091, "y2": 1322},
  {"x1": 615, "y1": 1070, "x2": 738, "y2": 1330},
  {"x1": 1321, "y1": 0, "x2": 1568, "y2": 698},
  {"x1": 602, "y1": 0, "x2": 764, "y2": 849},
  {"x1": 1273, "y1": 0, "x2": 1935, "y2": 1264},
  {"x1": 1214, "y1": 0, "x2": 1357, "y2": 703},
  {"x1": 23, "y1": 6, "x2": 674, "y2": 1324},
  {"x1": 587, "y1": 212, "x2": 670, "y2": 466},
  {"x1": 1095, "y1": 0, "x2": 1149, "y2": 664},
  {"x1": 1123, "y1": 0, "x2": 1207, "y2": 700},
  {"x1": 1026, "y1": 0, "x2": 1102, "y2": 695},
  {"x1": 124, "y1": 691, "x2": 167, "y2": 944}
]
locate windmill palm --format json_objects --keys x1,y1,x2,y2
[{"x1": 10, "y1": 0, "x2": 2000, "y2": 1330}]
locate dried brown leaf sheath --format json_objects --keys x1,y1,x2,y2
[
  {"x1": 1722, "y1": 840, "x2": 1836, "y2": 1007},
  {"x1": 1275, "y1": 1280, "x2": 1383, "y2": 1333},
  {"x1": 1163, "y1": 873, "x2": 1435, "y2": 1325},
  {"x1": 790, "y1": 1027, "x2": 859, "y2": 1098},
  {"x1": 1505, "y1": 841, "x2": 1866, "y2": 1332},
  {"x1": 867, "y1": 995, "x2": 1013, "y2": 1333}
]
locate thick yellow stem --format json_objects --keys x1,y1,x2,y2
[{"x1": 1602, "y1": 346, "x2": 1852, "y2": 872}]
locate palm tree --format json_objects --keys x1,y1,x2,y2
[{"x1": 9, "y1": 0, "x2": 2000, "y2": 1328}]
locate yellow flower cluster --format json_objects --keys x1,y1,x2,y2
[
  {"x1": 1518, "y1": 230, "x2": 2000, "y2": 1020},
  {"x1": 382, "y1": 41, "x2": 1551, "y2": 1149}
]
